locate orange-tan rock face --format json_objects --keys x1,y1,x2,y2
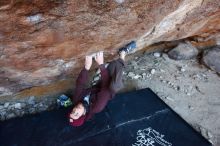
[{"x1": 0, "y1": 0, "x2": 220, "y2": 96}]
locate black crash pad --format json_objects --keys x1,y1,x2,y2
[{"x1": 0, "y1": 88, "x2": 212, "y2": 146}]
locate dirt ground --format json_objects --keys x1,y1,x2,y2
[{"x1": 122, "y1": 52, "x2": 220, "y2": 146}]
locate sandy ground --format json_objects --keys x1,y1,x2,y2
[{"x1": 122, "y1": 52, "x2": 220, "y2": 146}]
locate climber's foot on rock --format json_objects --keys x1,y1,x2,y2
[{"x1": 118, "y1": 41, "x2": 137, "y2": 55}]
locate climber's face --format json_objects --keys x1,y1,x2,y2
[{"x1": 69, "y1": 103, "x2": 85, "y2": 120}]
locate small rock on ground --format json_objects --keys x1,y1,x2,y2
[
  {"x1": 153, "y1": 52, "x2": 161, "y2": 57},
  {"x1": 202, "y1": 47, "x2": 220, "y2": 74},
  {"x1": 14, "y1": 103, "x2": 22, "y2": 109},
  {"x1": 4, "y1": 102, "x2": 10, "y2": 108},
  {"x1": 150, "y1": 69, "x2": 156, "y2": 74}
]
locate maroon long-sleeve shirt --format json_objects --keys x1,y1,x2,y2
[{"x1": 69, "y1": 64, "x2": 114, "y2": 126}]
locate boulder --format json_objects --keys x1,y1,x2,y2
[
  {"x1": 168, "y1": 42, "x2": 198, "y2": 60},
  {"x1": 0, "y1": 0, "x2": 219, "y2": 102},
  {"x1": 202, "y1": 47, "x2": 220, "y2": 74}
]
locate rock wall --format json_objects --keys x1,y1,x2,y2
[{"x1": 0, "y1": 0, "x2": 220, "y2": 98}]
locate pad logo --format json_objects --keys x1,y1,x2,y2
[{"x1": 132, "y1": 127, "x2": 172, "y2": 146}]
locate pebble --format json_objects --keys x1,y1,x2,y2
[
  {"x1": 165, "y1": 96, "x2": 174, "y2": 101},
  {"x1": 38, "y1": 105, "x2": 48, "y2": 111},
  {"x1": 0, "y1": 114, "x2": 5, "y2": 121},
  {"x1": 39, "y1": 102, "x2": 45, "y2": 107},
  {"x1": 127, "y1": 72, "x2": 135, "y2": 78},
  {"x1": 0, "y1": 110, "x2": 6, "y2": 115},
  {"x1": 14, "y1": 103, "x2": 22, "y2": 109},
  {"x1": 146, "y1": 73, "x2": 151, "y2": 78},
  {"x1": 142, "y1": 73, "x2": 146, "y2": 76},
  {"x1": 167, "y1": 81, "x2": 171, "y2": 85},
  {"x1": 150, "y1": 69, "x2": 156, "y2": 74},
  {"x1": 14, "y1": 110, "x2": 21, "y2": 116},
  {"x1": 180, "y1": 67, "x2": 186, "y2": 72},
  {"x1": 21, "y1": 111, "x2": 25, "y2": 116},
  {"x1": 188, "y1": 105, "x2": 194, "y2": 110},
  {"x1": 0, "y1": 105, "x2": 4, "y2": 110},
  {"x1": 199, "y1": 126, "x2": 210, "y2": 140},
  {"x1": 7, "y1": 113, "x2": 16, "y2": 119},
  {"x1": 162, "y1": 80, "x2": 166, "y2": 83},
  {"x1": 175, "y1": 86, "x2": 180, "y2": 91},
  {"x1": 28, "y1": 96, "x2": 35, "y2": 105},
  {"x1": 127, "y1": 72, "x2": 141, "y2": 79},
  {"x1": 8, "y1": 105, "x2": 15, "y2": 110},
  {"x1": 0, "y1": 99, "x2": 57, "y2": 121},
  {"x1": 28, "y1": 108, "x2": 37, "y2": 114},
  {"x1": 133, "y1": 75, "x2": 141, "y2": 79},
  {"x1": 153, "y1": 52, "x2": 161, "y2": 57},
  {"x1": 207, "y1": 131, "x2": 213, "y2": 139},
  {"x1": 4, "y1": 102, "x2": 10, "y2": 108},
  {"x1": 142, "y1": 73, "x2": 146, "y2": 79},
  {"x1": 160, "y1": 69, "x2": 166, "y2": 73}
]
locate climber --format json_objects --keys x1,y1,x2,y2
[{"x1": 68, "y1": 41, "x2": 136, "y2": 126}]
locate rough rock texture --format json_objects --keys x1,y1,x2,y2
[
  {"x1": 168, "y1": 41, "x2": 198, "y2": 60},
  {"x1": 202, "y1": 47, "x2": 220, "y2": 74},
  {"x1": 122, "y1": 52, "x2": 220, "y2": 145},
  {"x1": 0, "y1": 0, "x2": 220, "y2": 97}
]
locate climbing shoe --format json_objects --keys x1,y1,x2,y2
[{"x1": 118, "y1": 41, "x2": 136, "y2": 54}]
